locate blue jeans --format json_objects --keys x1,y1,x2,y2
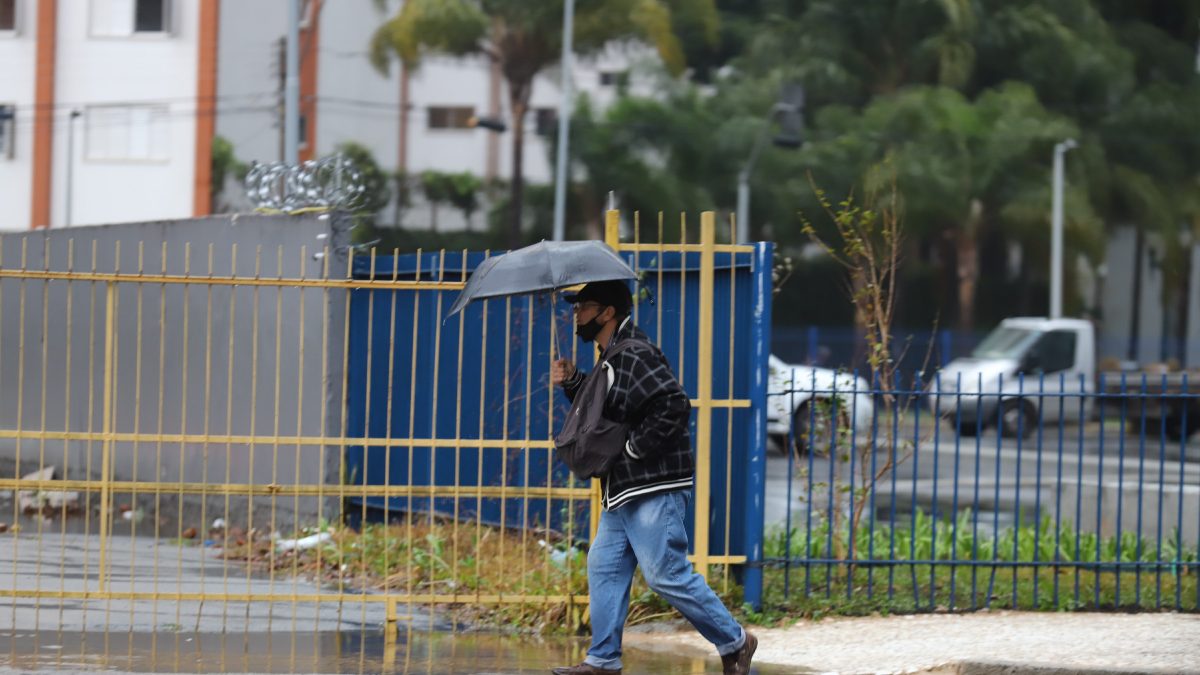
[{"x1": 584, "y1": 489, "x2": 745, "y2": 671}]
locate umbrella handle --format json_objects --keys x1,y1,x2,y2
[{"x1": 551, "y1": 291, "x2": 569, "y2": 363}]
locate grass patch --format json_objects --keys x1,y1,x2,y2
[
  {"x1": 219, "y1": 515, "x2": 725, "y2": 634},
  {"x1": 217, "y1": 508, "x2": 1197, "y2": 634},
  {"x1": 751, "y1": 509, "x2": 1198, "y2": 623}
]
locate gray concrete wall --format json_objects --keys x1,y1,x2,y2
[{"x1": 0, "y1": 213, "x2": 353, "y2": 533}]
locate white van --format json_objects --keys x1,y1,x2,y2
[{"x1": 928, "y1": 317, "x2": 1096, "y2": 438}]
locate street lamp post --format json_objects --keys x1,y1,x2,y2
[
  {"x1": 551, "y1": 0, "x2": 575, "y2": 242},
  {"x1": 736, "y1": 86, "x2": 804, "y2": 244},
  {"x1": 736, "y1": 130, "x2": 772, "y2": 246},
  {"x1": 1050, "y1": 138, "x2": 1077, "y2": 319}
]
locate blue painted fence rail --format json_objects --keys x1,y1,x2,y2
[{"x1": 763, "y1": 371, "x2": 1200, "y2": 612}]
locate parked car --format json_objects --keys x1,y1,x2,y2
[{"x1": 766, "y1": 354, "x2": 874, "y2": 456}]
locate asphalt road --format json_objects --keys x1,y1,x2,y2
[{"x1": 764, "y1": 418, "x2": 1200, "y2": 545}]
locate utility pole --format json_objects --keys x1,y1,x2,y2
[
  {"x1": 1050, "y1": 139, "x2": 1076, "y2": 319},
  {"x1": 275, "y1": 36, "x2": 286, "y2": 161},
  {"x1": 284, "y1": 0, "x2": 301, "y2": 165},
  {"x1": 551, "y1": 0, "x2": 575, "y2": 242}
]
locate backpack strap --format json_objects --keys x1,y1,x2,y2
[{"x1": 600, "y1": 338, "x2": 640, "y2": 366}]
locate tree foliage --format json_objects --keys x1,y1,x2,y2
[
  {"x1": 368, "y1": 0, "x2": 718, "y2": 247},
  {"x1": 550, "y1": 0, "x2": 1200, "y2": 333}
]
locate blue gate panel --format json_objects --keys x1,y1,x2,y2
[{"x1": 344, "y1": 246, "x2": 771, "y2": 562}]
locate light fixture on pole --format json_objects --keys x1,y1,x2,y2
[
  {"x1": 736, "y1": 84, "x2": 804, "y2": 244},
  {"x1": 1050, "y1": 138, "x2": 1077, "y2": 319},
  {"x1": 551, "y1": 0, "x2": 576, "y2": 242},
  {"x1": 65, "y1": 109, "x2": 81, "y2": 227},
  {"x1": 467, "y1": 115, "x2": 507, "y2": 133}
]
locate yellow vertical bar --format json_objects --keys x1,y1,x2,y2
[
  {"x1": 381, "y1": 247, "x2": 398, "y2": 619},
  {"x1": 245, "y1": 246, "x2": 261, "y2": 631},
  {"x1": 80, "y1": 242, "x2": 97, "y2": 633},
  {"x1": 429, "y1": 249, "x2": 446, "y2": 629},
  {"x1": 313, "y1": 242, "x2": 329, "y2": 634},
  {"x1": 499, "y1": 295, "x2": 511, "y2": 572},
  {"x1": 521, "y1": 292, "x2": 533, "y2": 605},
  {"x1": 98, "y1": 280, "x2": 117, "y2": 592},
  {"x1": 405, "y1": 251, "x2": 422, "y2": 612},
  {"x1": 198, "y1": 244, "x2": 213, "y2": 607},
  {"x1": 724, "y1": 215, "x2": 737, "y2": 591},
  {"x1": 12, "y1": 238, "x2": 27, "y2": 627},
  {"x1": 57, "y1": 239, "x2": 74, "y2": 631},
  {"x1": 267, "y1": 246, "x2": 285, "y2": 630},
  {"x1": 596, "y1": 209, "x2": 621, "y2": 535},
  {"x1": 292, "y1": 247, "x2": 308, "y2": 623},
  {"x1": 695, "y1": 211, "x2": 716, "y2": 580},
  {"x1": 452, "y1": 250, "x2": 467, "y2": 593},
  {"x1": 175, "y1": 243, "x2": 189, "y2": 629},
  {"x1": 474, "y1": 262, "x2": 489, "y2": 605},
  {"x1": 434, "y1": 248, "x2": 448, "y2": 629},
  {"x1": 105, "y1": 242, "x2": 121, "y2": 631},
  {"x1": 128, "y1": 242, "x2": 146, "y2": 627},
  {"x1": 221, "y1": 243, "x2": 237, "y2": 632},
  {"x1": 362, "y1": 247, "x2": 379, "y2": 628},
  {"x1": 34, "y1": 237, "x2": 51, "y2": 626},
  {"x1": 678, "y1": 214, "x2": 688, "y2": 387},
  {"x1": 152, "y1": 242, "x2": 167, "y2": 624},
  {"x1": 657, "y1": 213, "x2": 664, "y2": 345},
  {"x1": 335, "y1": 247, "x2": 354, "y2": 629},
  {"x1": 632, "y1": 211, "x2": 640, "y2": 324}
]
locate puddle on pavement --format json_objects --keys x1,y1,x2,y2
[{"x1": 1, "y1": 630, "x2": 802, "y2": 674}]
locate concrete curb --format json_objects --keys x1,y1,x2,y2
[{"x1": 928, "y1": 660, "x2": 1200, "y2": 675}]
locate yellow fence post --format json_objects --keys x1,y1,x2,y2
[
  {"x1": 97, "y1": 281, "x2": 116, "y2": 592},
  {"x1": 694, "y1": 211, "x2": 716, "y2": 579},
  {"x1": 592, "y1": 209, "x2": 622, "y2": 538}
]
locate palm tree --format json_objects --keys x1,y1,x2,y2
[{"x1": 368, "y1": 0, "x2": 717, "y2": 247}]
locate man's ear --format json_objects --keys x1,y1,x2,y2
[{"x1": 601, "y1": 306, "x2": 617, "y2": 324}]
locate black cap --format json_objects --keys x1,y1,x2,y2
[{"x1": 562, "y1": 280, "x2": 633, "y2": 314}]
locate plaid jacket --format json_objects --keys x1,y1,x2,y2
[{"x1": 561, "y1": 318, "x2": 693, "y2": 510}]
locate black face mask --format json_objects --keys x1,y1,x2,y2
[{"x1": 576, "y1": 315, "x2": 605, "y2": 342}]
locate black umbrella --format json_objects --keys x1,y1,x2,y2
[{"x1": 445, "y1": 240, "x2": 636, "y2": 319}]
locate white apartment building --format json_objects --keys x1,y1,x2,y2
[{"x1": 0, "y1": 0, "x2": 640, "y2": 232}]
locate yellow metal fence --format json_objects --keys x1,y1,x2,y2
[{"x1": 0, "y1": 210, "x2": 753, "y2": 635}]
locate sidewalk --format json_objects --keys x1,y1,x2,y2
[{"x1": 626, "y1": 611, "x2": 1200, "y2": 674}]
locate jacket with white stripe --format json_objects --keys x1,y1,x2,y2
[{"x1": 560, "y1": 319, "x2": 693, "y2": 510}]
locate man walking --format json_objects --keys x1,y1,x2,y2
[{"x1": 550, "y1": 280, "x2": 757, "y2": 675}]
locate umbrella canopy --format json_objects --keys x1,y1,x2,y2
[{"x1": 446, "y1": 240, "x2": 636, "y2": 319}]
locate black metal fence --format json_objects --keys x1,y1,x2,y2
[{"x1": 761, "y1": 373, "x2": 1199, "y2": 613}]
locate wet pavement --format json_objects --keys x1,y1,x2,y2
[{"x1": 0, "y1": 630, "x2": 804, "y2": 674}]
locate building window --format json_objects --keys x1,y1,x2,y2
[
  {"x1": 85, "y1": 105, "x2": 170, "y2": 162},
  {"x1": 534, "y1": 108, "x2": 557, "y2": 137},
  {"x1": 599, "y1": 71, "x2": 628, "y2": 87},
  {"x1": 0, "y1": 0, "x2": 17, "y2": 33},
  {"x1": 91, "y1": 0, "x2": 171, "y2": 37},
  {"x1": 133, "y1": 0, "x2": 166, "y2": 32},
  {"x1": 0, "y1": 105, "x2": 14, "y2": 159},
  {"x1": 428, "y1": 106, "x2": 475, "y2": 130}
]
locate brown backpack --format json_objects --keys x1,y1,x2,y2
[{"x1": 554, "y1": 339, "x2": 638, "y2": 480}]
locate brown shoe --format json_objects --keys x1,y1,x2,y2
[
  {"x1": 721, "y1": 631, "x2": 758, "y2": 675},
  {"x1": 551, "y1": 663, "x2": 620, "y2": 675}
]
